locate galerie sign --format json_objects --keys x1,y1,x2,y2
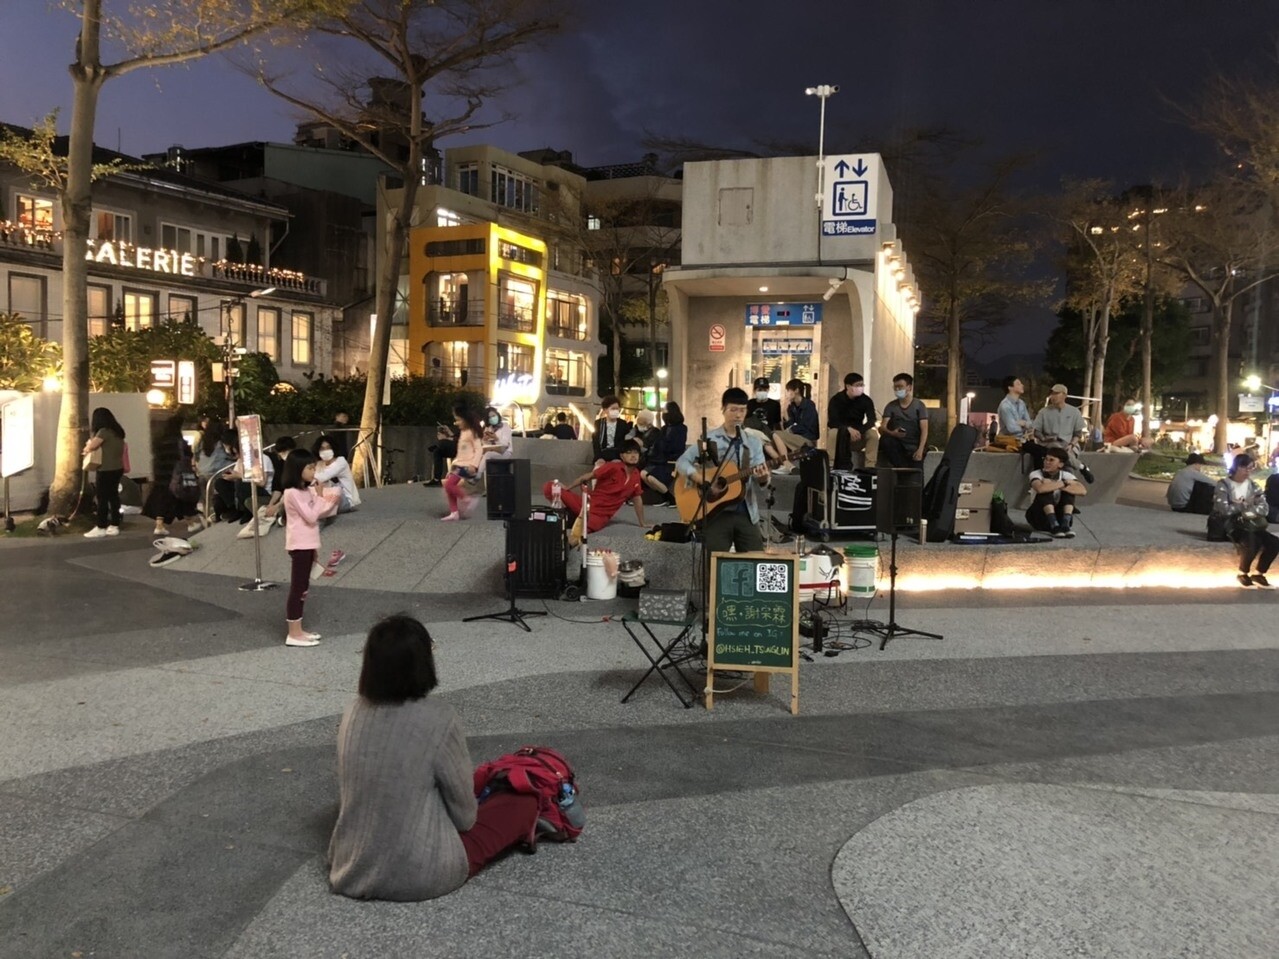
[{"x1": 85, "y1": 239, "x2": 197, "y2": 277}]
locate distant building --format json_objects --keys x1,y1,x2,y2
[{"x1": 1, "y1": 125, "x2": 339, "y2": 385}]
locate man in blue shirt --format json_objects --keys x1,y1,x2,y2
[
  {"x1": 676, "y1": 387, "x2": 772, "y2": 554},
  {"x1": 770, "y1": 378, "x2": 820, "y2": 473},
  {"x1": 996, "y1": 376, "x2": 1032, "y2": 444}
]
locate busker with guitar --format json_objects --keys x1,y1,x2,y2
[
  {"x1": 542, "y1": 440, "x2": 666, "y2": 545},
  {"x1": 674, "y1": 387, "x2": 772, "y2": 554}
]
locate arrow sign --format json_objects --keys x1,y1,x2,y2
[
  {"x1": 851, "y1": 158, "x2": 868, "y2": 176},
  {"x1": 834, "y1": 159, "x2": 850, "y2": 176},
  {"x1": 822, "y1": 153, "x2": 881, "y2": 235}
]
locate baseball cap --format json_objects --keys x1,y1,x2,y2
[
  {"x1": 753, "y1": 377, "x2": 770, "y2": 389},
  {"x1": 1185, "y1": 452, "x2": 1206, "y2": 466},
  {"x1": 1049, "y1": 383, "x2": 1068, "y2": 395}
]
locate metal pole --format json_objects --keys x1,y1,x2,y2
[
  {"x1": 816, "y1": 93, "x2": 827, "y2": 213},
  {"x1": 238, "y1": 476, "x2": 278, "y2": 592},
  {"x1": 3, "y1": 476, "x2": 13, "y2": 533}
]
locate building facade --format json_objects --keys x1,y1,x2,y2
[
  {"x1": 2, "y1": 131, "x2": 338, "y2": 385},
  {"x1": 663, "y1": 155, "x2": 920, "y2": 434}
]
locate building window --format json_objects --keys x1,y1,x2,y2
[
  {"x1": 257, "y1": 306, "x2": 280, "y2": 361},
  {"x1": 490, "y1": 165, "x2": 538, "y2": 213},
  {"x1": 88, "y1": 284, "x2": 112, "y2": 337},
  {"x1": 292, "y1": 311, "x2": 313, "y2": 365},
  {"x1": 162, "y1": 223, "x2": 227, "y2": 260},
  {"x1": 15, "y1": 194, "x2": 54, "y2": 231},
  {"x1": 1189, "y1": 326, "x2": 1211, "y2": 347},
  {"x1": 8, "y1": 273, "x2": 47, "y2": 334},
  {"x1": 587, "y1": 216, "x2": 601, "y2": 231},
  {"x1": 436, "y1": 207, "x2": 462, "y2": 227},
  {"x1": 123, "y1": 289, "x2": 156, "y2": 331},
  {"x1": 498, "y1": 276, "x2": 537, "y2": 332},
  {"x1": 546, "y1": 290, "x2": 587, "y2": 340},
  {"x1": 544, "y1": 347, "x2": 589, "y2": 396},
  {"x1": 426, "y1": 340, "x2": 475, "y2": 385},
  {"x1": 457, "y1": 163, "x2": 480, "y2": 197},
  {"x1": 426, "y1": 237, "x2": 486, "y2": 258},
  {"x1": 223, "y1": 300, "x2": 246, "y2": 345},
  {"x1": 1181, "y1": 296, "x2": 1210, "y2": 314},
  {"x1": 496, "y1": 341, "x2": 534, "y2": 375},
  {"x1": 497, "y1": 240, "x2": 543, "y2": 268},
  {"x1": 168, "y1": 294, "x2": 197, "y2": 325},
  {"x1": 93, "y1": 210, "x2": 132, "y2": 243}
]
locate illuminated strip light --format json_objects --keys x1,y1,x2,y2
[{"x1": 813, "y1": 562, "x2": 1241, "y2": 593}]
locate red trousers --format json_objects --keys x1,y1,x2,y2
[
  {"x1": 541, "y1": 481, "x2": 615, "y2": 533},
  {"x1": 460, "y1": 791, "x2": 539, "y2": 878}
]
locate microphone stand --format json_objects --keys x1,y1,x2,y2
[{"x1": 463, "y1": 550, "x2": 546, "y2": 632}]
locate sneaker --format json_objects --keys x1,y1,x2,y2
[
  {"x1": 772, "y1": 464, "x2": 794, "y2": 475},
  {"x1": 1237, "y1": 573, "x2": 1254, "y2": 588},
  {"x1": 1052, "y1": 526, "x2": 1068, "y2": 539},
  {"x1": 285, "y1": 635, "x2": 321, "y2": 647},
  {"x1": 1080, "y1": 466, "x2": 1095, "y2": 484},
  {"x1": 1251, "y1": 573, "x2": 1271, "y2": 588},
  {"x1": 459, "y1": 495, "x2": 478, "y2": 518},
  {"x1": 149, "y1": 551, "x2": 185, "y2": 568},
  {"x1": 440, "y1": 511, "x2": 460, "y2": 522},
  {"x1": 105, "y1": 525, "x2": 120, "y2": 536},
  {"x1": 84, "y1": 526, "x2": 109, "y2": 539}
]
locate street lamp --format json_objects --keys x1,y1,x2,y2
[{"x1": 805, "y1": 84, "x2": 839, "y2": 213}]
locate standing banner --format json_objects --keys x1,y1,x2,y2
[{"x1": 236, "y1": 414, "x2": 265, "y2": 486}]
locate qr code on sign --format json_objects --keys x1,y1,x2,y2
[{"x1": 756, "y1": 563, "x2": 789, "y2": 593}]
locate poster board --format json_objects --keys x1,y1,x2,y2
[
  {"x1": 706, "y1": 552, "x2": 799, "y2": 715},
  {"x1": 1, "y1": 395, "x2": 35, "y2": 478},
  {"x1": 236, "y1": 414, "x2": 265, "y2": 486}
]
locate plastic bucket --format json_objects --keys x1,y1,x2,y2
[
  {"x1": 798, "y1": 552, "x2": 839, "y2": 603},
  {"x1": 585, "y1": 549, "x2": 618, "y2": 600},
  {"x1": 844, "y1": 545, "x2": 879, "y2": 598}
]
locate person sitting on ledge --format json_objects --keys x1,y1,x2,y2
[
  {"x1": 994, "y1": 376, "x2": 1032, "y2": 449},
  {"x1": 543, "y1": 439, "x2": 663, "y2": 545},
  {"x1": 328, "y1": 615, "x2": 541, "y2": 900},
  {"x1": 1167, "y1": 452, "x2": 1216, "y2": 514},
  {"x1": 1026, "y1": 447, "x2": 1087, "y2": 538},
  {"x1": 1029, "y1": 384, "x2": 1094, "y2": 482},
  {"x1": 1102, "y1": 398, "x2": 1152, "y2": 451},
  {"x1": 551, "y1": 412, "x2": 578, "y2": 440},
  {"x1": 770, "y1": 378, "x2": 820, "y2": 473},
  {"x1": 1211, "y1": 453, "x2": 1277, "y2": 588}
]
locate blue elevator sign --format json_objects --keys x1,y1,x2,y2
[{"x1": 745, "y1": 302, "x2": 822, "y2": 326}]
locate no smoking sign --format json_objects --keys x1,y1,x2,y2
[{"x1": 709, "y1": 323, "x2": 726, "y2": 353}]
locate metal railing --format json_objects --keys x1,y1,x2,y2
[{"x1": 496, "y1": 308, "x2": 535, "y2": 333}]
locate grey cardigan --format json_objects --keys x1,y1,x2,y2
[{"x1": 328, "y1": 696, "x2": 478, "y2": 901}]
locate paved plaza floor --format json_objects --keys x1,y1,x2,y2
[{"x1": 1, "y1": 483, "x2": 1276, "y2": 958}]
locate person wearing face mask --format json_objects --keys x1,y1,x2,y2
[
  {"x1": 478, "y1": 406, "x2": 513, "y2": 478},
  {"x1": 312, "y1": 434, "x2": 361, "y2": 513},
  {"x1": 746, "y1": 377, "x2": 782, "y2": 434},
  {"x1": 828, "y1": 372, "x2": 879, "y2": 469},
  {"x1": 591, "y1": 395, "x2": 631, "y2": 465},
  {"x1": 1102, "y1": 398, "x2": 1152, "y2": 452},
  {"x1": 877, "y1": 372, "x2": 929, "y2": 471},
  {"x1": 770, "y1": 379, "x2": 820, "y2": 474}
]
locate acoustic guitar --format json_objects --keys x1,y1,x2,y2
[{"x1": 672, "y1": 447, "x2": 811, "y2": 523}]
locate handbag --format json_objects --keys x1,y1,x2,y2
[{"x1": 85, "y1": 448, "x2": 103, "y2": 471}]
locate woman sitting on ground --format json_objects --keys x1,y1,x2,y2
[
  {"x1": 1211, "y1": 453, "x2": 1278, "y2": 588},
  {"x1": 328, "y1": 615, "x2": 539, "y2": 900},
  {"x1": 312, "y1": 434, "x2": 361, "y2": 513}
]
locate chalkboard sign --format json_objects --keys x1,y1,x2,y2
[{"x1": 706, "y1": 552, "x2": 799, "y2": 715}]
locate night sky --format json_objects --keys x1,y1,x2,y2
[{"x1": 2, "y1": 1, "x2": 1276, "y2": 360}]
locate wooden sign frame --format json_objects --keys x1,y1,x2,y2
[{"x1": 705, "y1": 551, "x2": 800, "y2": 715}]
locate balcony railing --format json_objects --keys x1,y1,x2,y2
[
  {"x1": 497, "y1": 307, "x2": 536, "y2": 333},
  {"x1": 546, "y1": 382, "x2": 588, "y2": 397},
  {"x1": 429, "y1": 304, "x2": 484, "y2": 327},
  {"x1": 546, "y1": 322, "x2": 589, "y2": 341}
]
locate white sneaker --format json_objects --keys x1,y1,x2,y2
[
  {"x1": 106, "y1": 525, "x2": 120, "y2": 536},
  {"x1": 83, "y1": 526, "x2": 109, "y2": 539},
  {"x1": 285, "y1": 635, "x2": 321, "y2": 647}
]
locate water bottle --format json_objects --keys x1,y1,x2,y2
[
  {"x1": 557, "y1": 782, "x2": 585, "y2": 830},
  {"x1": 551, "y1": 479, "x2": 564, "y2": 509}
]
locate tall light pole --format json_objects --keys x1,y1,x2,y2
[
  {"x1": 805, "y1": 85, "x2": 839, "y2": 214},
  {"x1": 221, "y1": 286, "x2": 276, "y2": 424}
]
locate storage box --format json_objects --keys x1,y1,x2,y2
[
  {"x1": 638, "y1": 589, "x2": 692, "y2": 622},
  {"x1": 956, "y1": 479, "x2": 995, "y2": 509},
  {"x1": 953, "y1": 507, "x2": 991, "y2": 534}
]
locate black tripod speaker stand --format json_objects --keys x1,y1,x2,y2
[
  {"x1": 463, "y1": 555, "x2": 546, "y2": 632},
  {"x1": 864, "y1": 468, "x2": 943, "y2": 650}
]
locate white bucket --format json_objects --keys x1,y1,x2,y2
[
  {"x1": 585, "y1": 549, "x2": 618, "y2": 600},
  {"x1": 845, "y1": 545, "x2": 879, "y2": 598},
  {"x1": 798, "y1": 552, "x2": 841, "y2": 603}
]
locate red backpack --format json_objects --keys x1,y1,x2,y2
[{"x1": 473, "y1": 746, "x2": 584, "y2": 845}]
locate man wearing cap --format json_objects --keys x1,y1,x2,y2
[
  {"x1": 1167, "y1": 452, "x2": 1216, "y2": 514},
  {"x1": 828, "y1": 371, "x2": 879, "y2": 469},
  {"x1": 1030, "y1": 384, "x2": 1094, "y2": 483}
]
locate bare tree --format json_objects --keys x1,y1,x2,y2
[
  {"x1": 2, "y1": 0, "x2": 345, "y2": 517},
  {"x1": 256, "y1": 0, "x2": 560, "y2": 480},
  {"x1": 1159, "y1": 178, "x2": 1279, "y2": 451},
  {"x1": 1182, "y1": 68, "x2": 1279, "y2": 200}
]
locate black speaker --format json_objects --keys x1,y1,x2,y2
[
  {"x1": 486, "y1": 458, "x2": 531, "y2": 519},
  {"x1": 507, "y1": 512, "x2": 567, "y2": 597},
  {"x1": 872, "y1": 468, "x2": 923, "y2": 535}
]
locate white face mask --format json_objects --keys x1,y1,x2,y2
[
  {"x1": 607, "y1": 409, "x2": 621, "y2": 420},
  {"x1": 754, "y1": 391, "x2": 769, "y2": 401},
  {"x1": 894, "y1": 388, "x2": 908, "y2": 400},
  {"x1": 319, "y1": 449, "x2": 335, "y2": 462},
  {"x1": 489, "y1": 415, "x2": 501, "y2": 426},
  {"x1": 1123, "y1": 404, "x2": 1139, "y2": 414}
]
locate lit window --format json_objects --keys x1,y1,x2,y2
[
  {"x1": 93, "y1": 211, "x2": 132, "y2": 243},
  {"x1": 8, "y1": 273, "x2": 47, "y2": 329},
  {"x1": 168, "y1": 294, "x2": 196, "y2": 326},
  {"x1": 292, "y1": 311, "x2": 313, "y2": 365},
  {"x1": 436, "y1": 207, "x2": 462, "y2": 227},
  {"x1": 16, "y1": 194, "x2": 54, "y2": 231},
  {"x1": 123, "y1": 290, "x2": 156, "y2": 331},
  {"x1": 257, "y1": 306, "x2": 280, "y2": 361},
  {"x1": 88, "y1": 284, "x2": 112, "y2": 337},
  {"x1": 587, "y1": 216, "x2": 601, "y2": 231}
]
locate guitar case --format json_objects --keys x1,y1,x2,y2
[{"x1": 921, "y1": 424, "x2": 979, "y2": 542}]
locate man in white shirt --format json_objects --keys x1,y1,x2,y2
[{"x1": 1027, "y1": 447, "x2": 1087, "y2": 538}]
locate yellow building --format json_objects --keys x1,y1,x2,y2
[{"x1": 408, "y1": 222, "x2": 554, "y2": 407}]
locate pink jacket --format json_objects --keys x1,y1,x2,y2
[{"x1": 283, "y1": 486, "x2": 341, "y2": 551}]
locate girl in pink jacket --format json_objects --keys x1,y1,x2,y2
[{"x1": 281, "y1": 450, "x2": 341, "y2": 647}]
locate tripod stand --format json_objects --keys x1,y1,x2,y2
[
  {"x1": 864, "y1": 526, "x2": 943, "y2": 649},
  {"x1": 463, "y1": 555, "x2": 546, "y2": 633}
]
